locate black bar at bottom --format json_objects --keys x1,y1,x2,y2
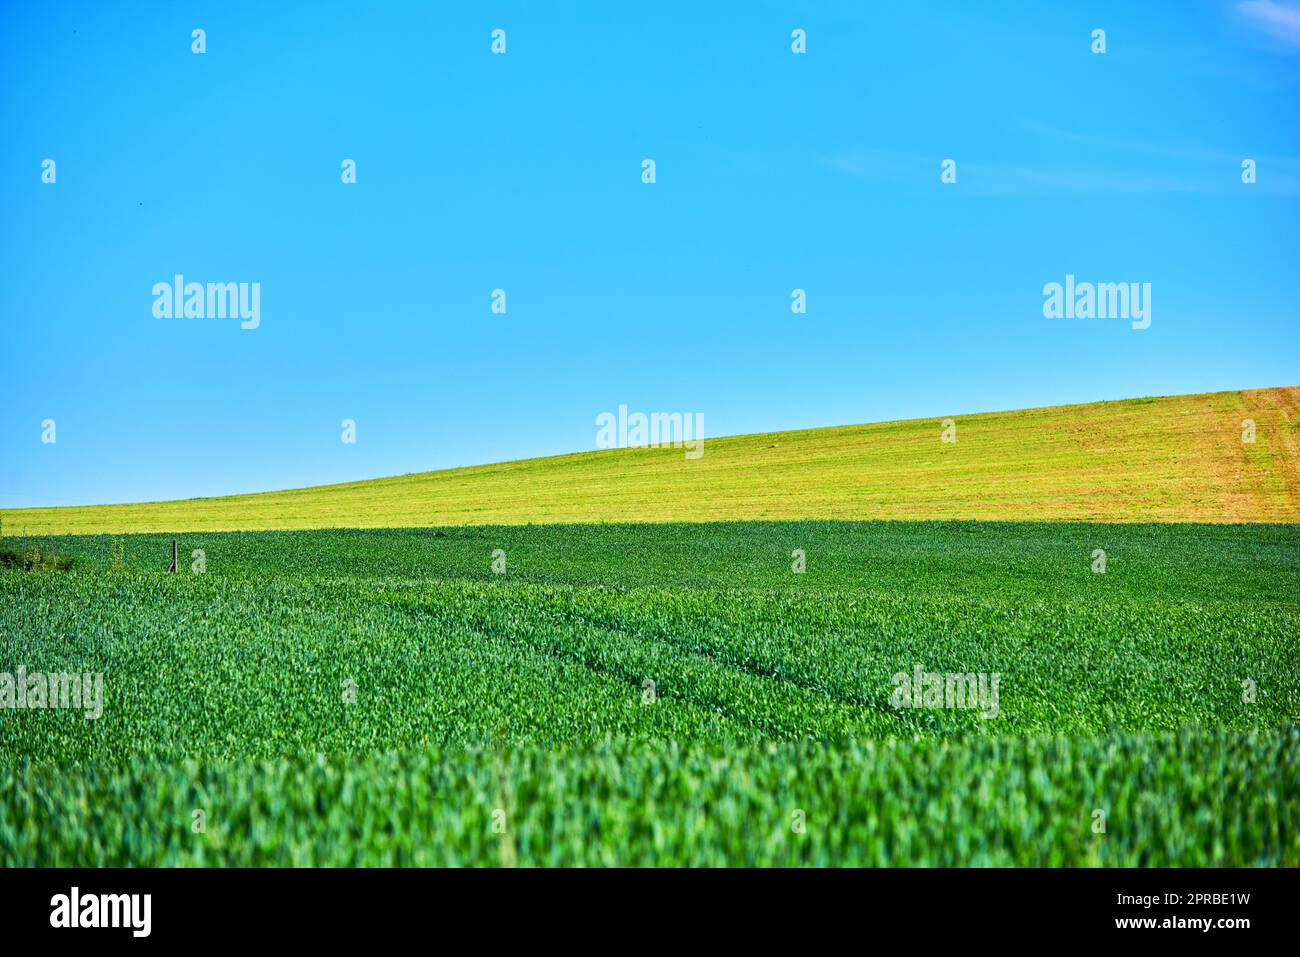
[{"x1": 0, "y1": 867, "x2": 1293, "y2": 944}]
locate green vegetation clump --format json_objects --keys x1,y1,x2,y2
[{"x1": 0, "y1": 544, "x2": 72, "y2": 572}]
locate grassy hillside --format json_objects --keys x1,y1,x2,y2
[{"x1": 4, "y1": 386, "x2": 1298, "y2": 535}]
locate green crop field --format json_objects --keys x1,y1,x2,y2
[{"x1": 3, "y1": 521, "x2": 1297, "y2": 866}]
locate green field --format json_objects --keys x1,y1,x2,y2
[
  {"x1": 3, "y1": 521, "x2": 1297, "y2": 865},
  {"x1": 4, "y1": 386, "x2": 1299, "y2": 534}
]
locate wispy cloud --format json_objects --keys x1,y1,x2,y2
[
  {"x1": 1032, "y1": 125, "x2": 1300, "y2": 173},
  {"x1": 822, "y1": 129, "x2": 1300, "y2": 196},
  {"x1": 1235, "y1": 0, "x2": 1300, "y2": 50},
  {"x1": 823, "y1": 148, "x2": 1214, "y2": 195}
]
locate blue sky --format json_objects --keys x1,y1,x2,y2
[{"x1": 2, "y1": 0, "x2": 1298, "y2": 508}]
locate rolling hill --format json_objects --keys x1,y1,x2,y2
[{"x1": 4, "y1": 386, "x2": 1298, "y2": 535}]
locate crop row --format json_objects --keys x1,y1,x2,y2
[{"x1": 2, "y1": 728, "x2": 1295, "y2": 866}]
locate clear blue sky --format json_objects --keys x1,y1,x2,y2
[{"x1": 3, "y1": 0, "x2": 1298, "y2": 508}]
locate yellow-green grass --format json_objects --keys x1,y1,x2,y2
[{"x1": 5, "y1": 386, "x2": 1299, "y2": 535}]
